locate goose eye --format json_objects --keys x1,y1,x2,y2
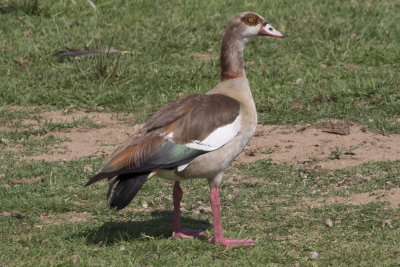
[{"x1": 248, "y1": 18, "x2": 254, "y2": 23}]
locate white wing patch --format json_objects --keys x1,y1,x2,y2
[
  {"x1": 177, "y1": 163, "x2": 190, "y2": 172},
  {"x1": 184, "y1": 116, "x2": 241, "y2": 152},
  {"x1": 163, "y1": 116, "x2": 241, "y2": 172}
]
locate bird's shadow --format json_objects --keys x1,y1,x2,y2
[{"x1": 80, "y1": 210, "x2": 211, "y2": 246}]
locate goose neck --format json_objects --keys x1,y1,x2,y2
[{"x1": 220, "y1": 32, "x2": 246, "y2": 81}]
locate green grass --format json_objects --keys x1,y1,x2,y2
[
  {"x1": 2, "y1": 152, "x2": 400, "y2": 266},
  {"x1": 0, "y1": 0, "x2": 399, "y2": 132},
  {"x1": 1, "y1": 0, "x2": 400, "y2": 266}
]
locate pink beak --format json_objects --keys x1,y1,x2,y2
[{"x1": 259, "y1": 22, "x2": 285, "y2": 38}]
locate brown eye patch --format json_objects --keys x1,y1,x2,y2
[{"x1": 241, "y1": 13, "x2": 262, "y2": 25}]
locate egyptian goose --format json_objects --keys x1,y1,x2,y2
[{"x1": 86, "y1": 12, "x2": 284, "y2": 247}]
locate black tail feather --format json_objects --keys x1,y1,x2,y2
[
  {"x1": 109, "y1": 173, "x2": 149, "y2": 210},
  {"x1": 85, "y1": 171, "x2": 111, "y2": 187}
]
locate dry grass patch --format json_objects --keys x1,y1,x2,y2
[{"x1": 37, "y1": 211, "x2": 92, "y2": 225}]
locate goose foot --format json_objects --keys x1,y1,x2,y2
[
  {"x1": 172, "y1": 182, "x2": 205, "y2": 239},
  {"x1": 209, "y1": 187, "x2": 255, "y2": 247},
  {"x1": 172, "y1": 228, "x2": 205, "y2": 239}
]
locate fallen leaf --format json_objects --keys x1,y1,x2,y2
[
  {"x1": 313, "y1": 89, "x2": 329, "y2": 104},
  {"x1": 344, "y1": 150, "x2": 356, "y2": 155},
  {"x1": 245, "y1": 147, "x2": 257, "y2": 157},
  {"x1": 53, "y1": 48, "x2": 130, "y2": 58},
  {"x1": 11, "y1": 210, "x2": 25, "y2": 218},
  {"x1": 291, "y1": 99, "x2": 304, "y2": 109},
  {"x1": 1, "y1": 210, "x2": 25, "y2": 218},
  {"x1": 346, "y1": 63, "x2": 362, "y2": 71},
  {"x1": 5, "y1": 45, "x2": 14, "y2": 52},
  {"x1": 321, "y1": 122, "x2": 351, "y2": 135}
]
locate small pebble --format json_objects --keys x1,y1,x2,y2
[
  {"x1": 197, "y1": 205, "x2": 212, "y2": 214},
  {"x1": 383, "y1": 219, "x2": 393, "y2": 228},
  {"x1": 298, "y1": 170, "x2": 307, "y2": 179},
  {"x1": 120, "y1": 246, "x2": 126, "y2": 251},
  {"x1": 0, "y1": 138, "x2": 10, "y2": 144},
  {"x1": 309, "y1": 251, "x2": 319, "y2": 260},
  {"x1": 148, "y1": 254, "x2": 158, "y2": 259},
  {"x1": 1, "y1": 259, "x2": 10, "y2": 266},
  {"x1": 83, "y1": 164, "x2": 93, "y2": 173},
  {"x1": 355, "y1": 173, "x2": 363, "y2": 179},
  {"x1": 142, "y1": 202, "x2": 148, "y2": 208},
  {"x1": 71, "y1": 254, "x2": 79, "y2": 263},
  {"x1": 326, "y1": 219, "x2": 334, "y2": 227}
]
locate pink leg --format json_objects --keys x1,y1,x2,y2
[
  {"x1": 172, "y1": 181, "x2": 205, "y2": 239},
  {"x1": 209, "y1": 188, "x2": 255, "y2": 247}
]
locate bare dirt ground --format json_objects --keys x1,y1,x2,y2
[
  {"x1": 308, "y1": 187, "x2": 400, "y2": 209},
  {"x1": 2, "y1": 109, "x2": 399, "y2": 169},
  {"x1": 2, "y1": 108, "x2": 400, "y2": 207},
  {"x1": 239, "y1": 123, "x2": 400, "y2": 170}
]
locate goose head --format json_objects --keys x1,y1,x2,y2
[{"x1": 225, "y1": 12, "x2": 285, "y2": 43}]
